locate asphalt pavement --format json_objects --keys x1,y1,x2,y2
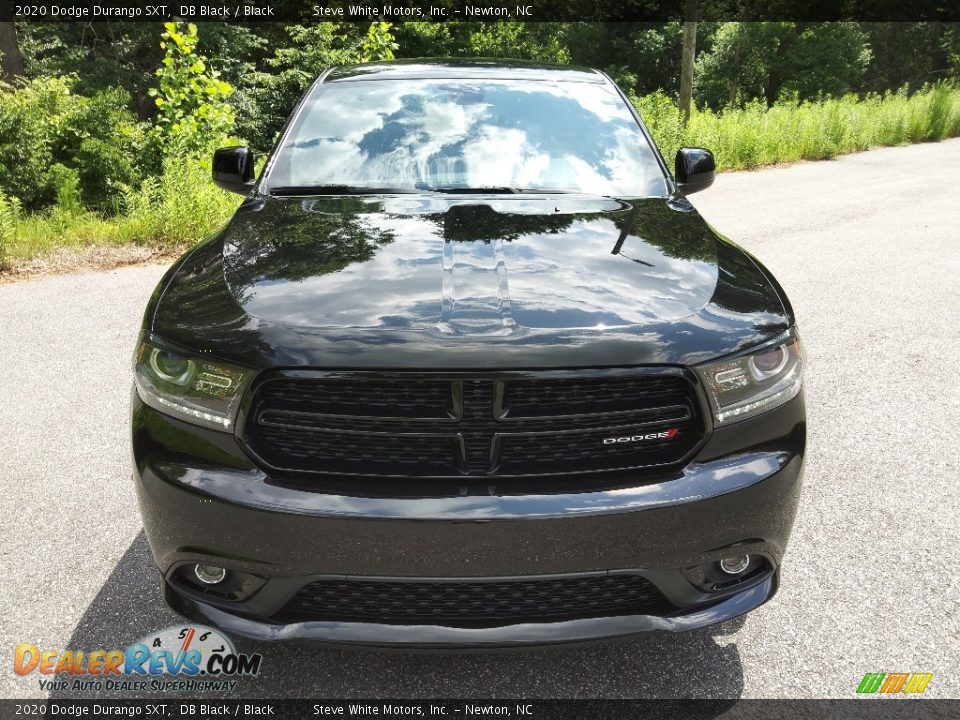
[{"x1": 1, "y1": 139, "x2": 959, "y2": 699}]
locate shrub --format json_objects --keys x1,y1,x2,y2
[
  {"x1": 0, "y1": 77, "x2": 148, "y2": 213},
  {"x1": 361, "y1": 21, "x2": 398, "y2": 62},
  {"x1": 47, "y1": 164, "x2": 82, "y2": 215},
  {"x1": 2, "y1": 155, "x2": 238, "y2": 264},
  {"x1": 149, "y1": 22, "x2": 235, "y2": 156},
  {"x1": 0, "y1": 76, "x2": 73, "y2": 210},
  {"x1": 113, "y1": 153, "x2": 238, "y2": 246}
]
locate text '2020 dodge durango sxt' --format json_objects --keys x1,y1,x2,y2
[{"x1": 132, "y1": 60, "x2": 805, "y2": 648}]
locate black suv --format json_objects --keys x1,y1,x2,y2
[{"x1": 132, "y1": 60, "x2": 805, "y2": 648}]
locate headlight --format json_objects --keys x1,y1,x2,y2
[
  {"x1": 696, "y1": 329, "x2": 804, "y2": 426},
  {"x1": 133, "y1": 335, "x2": 254, "y2": 431}
]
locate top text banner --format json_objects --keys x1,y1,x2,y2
[{"x1": 2, "y1": 0, "x2": 958, "y2": 23}]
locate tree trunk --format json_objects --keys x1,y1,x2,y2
[
  {"x1": 728, "y1": 23, "x2": 744, "y2": 106},
  {"x1": 679, "y1": 0, "x2": 698, "y2": 124},
  {"x1": 0, "y1": 22, "x2": 25, "y2": 82},
  {"x1": 764, "y1": 26, "x2": 793, "y2": 106}
]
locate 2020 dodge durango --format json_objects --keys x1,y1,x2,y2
[{"x1": 132, "y1": 60, "x2": 805, "y2": 648}]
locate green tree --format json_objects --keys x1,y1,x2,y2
[
  {"x1": 361, "y1": 21, "x2": 399, "y2": 62},
  {"x1": 148, "y1": 22, "x2": 234, "y2": 155},
  {"x1": 465, "y1": 23, "x2": 570, "y2": 62},
  {"x1": 18, "y1": 23, "x2": 164, "y2": 117},
  {"x1": 695, "y1": 22, "x2": 871, "y2": 109},
  {"x1": 392, "y1": 22, "x2": 459, "y2": 59},
  {"x1": 859, "y1": 22, "x2": 957, "y2": 92},
  {"x1": 780, "y1": 23, "x2": 872, "y2": 100}
]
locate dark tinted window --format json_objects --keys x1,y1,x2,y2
[{"x1": 267, "y1": 79, "x2": 667, "y2": 197}]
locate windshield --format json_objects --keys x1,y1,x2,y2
[{"x1": 266, "y1": 78, "x2": 668, "y2": 197}]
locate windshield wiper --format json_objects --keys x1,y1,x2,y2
[
  {"x1": 426, "y1": 187, "x2": 588, "y2": 195},
  {"x1": 271, "y1": 185, "x2": 588, "y2": 196},
  {"x1": 515, "y1": 188, "x2": 581, "y2": 194},
  {"x1": 427, "y1": 186, "x2": 521, "y2": 194},
  {"x1": 269, "y1": 185, "x2": 414, "y2": 196}
]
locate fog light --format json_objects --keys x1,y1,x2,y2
[
  {"x1": 194, "y1": 564, "x2": 227, "y2": 585},
  {"x1": 719, "y1": 555, "x2": 751, "y2": 575}
]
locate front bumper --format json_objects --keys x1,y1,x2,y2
[
  {"x1": 165, "y1": 573, "x2": 778, "y2": 649},
  {"x1": 132, "y1": 391, "x2": 805, "y2": 648}
]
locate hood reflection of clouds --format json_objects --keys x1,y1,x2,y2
[
  {"x1": 504, "y1": 218, "x2": 717, "y2": 327},
  {"x1": 238, "y1": 214, "x2": 444, "y2": 328},
  {"x1": 230, "y1": 203, "x2": 719, "y2": 331}
]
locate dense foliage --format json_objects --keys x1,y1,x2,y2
[
  {"x1": 149, "y1": 22, "x2": 235, "y2": 155},
  {"x1": 0, "y1": 76, "x2": 147, "y2": 212},
  {"x1": 0, "y1": 19, "x2": 958, "y2": 268}
]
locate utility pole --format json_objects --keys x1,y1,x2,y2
[{"x1": 679, "y1": 0, "x2": 698, "y2": 124}]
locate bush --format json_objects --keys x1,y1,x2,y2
[
  {"x1": 4, "y1": 155, "x2": 238, "y2": 263},
  {"x1": 47, "y1": 164, "x2": 82, "y2": 215},
  {"x1": 114, "y1": 153, "x2": 237, "y2": 246},
  {"x1": 0, "y1": 77, "x2": 149, "y2": 213},
  {"x1": 149, "y1": 22, "x2": 235, "y2": 156}
]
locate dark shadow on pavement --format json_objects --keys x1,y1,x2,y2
[{"x1": 51, "y1": 531, "x2": 746, "y2": 703}]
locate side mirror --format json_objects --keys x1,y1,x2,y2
[
  {"x1": 212, "y1": 146, "x2": 255, "y2": 194},
  {"x1": 675, "y1": 147, "x2": 715, "y2": 195}
]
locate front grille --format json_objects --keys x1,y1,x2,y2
[
  {"x1": 505, "y1": 375, "x2": 689, "y2": 416},
  {"x1": 244, "y1": 371, "x2": 704, "y2": 482},
  {"x1": 254, "y1": 378, "x2": 450, "y2": 418},
  {"x1": 253, "y1": 426, "x2": 458, "y2": 475},
  {"x1": 273, "y1": 574, "x2": 673, "y2": 627}
]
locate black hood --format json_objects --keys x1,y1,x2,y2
[{"x1": 149, "y1": 194, "x2": 790, "y2": 369}]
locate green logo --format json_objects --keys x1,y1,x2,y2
[{"x1": 856, "y1": 672, "x2": 932, "y2": 695}]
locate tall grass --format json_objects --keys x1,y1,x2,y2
[
  {"x1": 636, "y1": 82, "x2": 960, "y2": 170},
  {"x1": 0, "y1": 192, "x2": 21, "y2": 269},
  {"x1": 3, "y1": 83, "x2": 960, "y2": 268},
  {"x1": 5, "y1": 156, "x2": 238, "y2": 263}
]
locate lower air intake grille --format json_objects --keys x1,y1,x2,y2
[{"x1": 273, "y1": 574, "x2": 673, "y2": 627}]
